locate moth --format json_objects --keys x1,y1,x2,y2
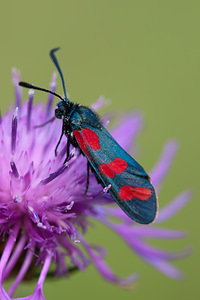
[{"x1": 19, "y1": 48, "x2": 158, "y2": 224}]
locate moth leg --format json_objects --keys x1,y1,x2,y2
[
  {"x1": 55, "y1": 130, "x2": 64, "y2": 156},
  {"x1": 63, "y1": 138, "x2": 71, "y2": 164},
  {"x1": 84, "y1": 161, "x2": 90, "y2": 197},
  {"x1": 35, "y1": 116, "x2": 56, "y2": 128}
]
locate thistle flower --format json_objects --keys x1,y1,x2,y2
[{"x1": 0, "y1": 70, "x2": 191, "y2": 300}]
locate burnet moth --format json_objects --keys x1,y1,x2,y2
[{"x1": 19, "y1": 48, "x2": 158, "y2": 224}]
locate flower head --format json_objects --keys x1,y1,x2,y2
[{"x1": 0, "y1": 70, "x2": 191, "y2": 299}]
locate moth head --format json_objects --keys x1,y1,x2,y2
[{"x1": 55, "y1": 100, "x2": 68, "y2": 119}]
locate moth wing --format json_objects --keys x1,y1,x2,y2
[{"x1": 72, "y1": 123, "x2": 158, "y2": 224}]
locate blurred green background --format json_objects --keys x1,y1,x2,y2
[{"x1": 0, "y1": 1, "x2": 199, "y2": 299}]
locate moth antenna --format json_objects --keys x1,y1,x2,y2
[
  {"x1": 19, "y1": 81, "x2": 65, "y2": 102},
  {"x1": 50, "y1": 48, "x2": 68, "y2": 102}
]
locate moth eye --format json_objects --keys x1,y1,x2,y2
[{"x1": 55, "y1": 109, "x2": 63, "y2": 119}]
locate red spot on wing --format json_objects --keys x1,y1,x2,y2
[
  {"x1": 119, "y1": 186, "x2": 152, "y2": 201},
  {"x1": 73, "y1": 130, "x2": 90, "y2": 157},
  {"x1": 109, "y1": 158, "x2": 128, "y2": 174},
  {"x1": 82, "y1": 128, "x2": 100, "y2": 150},
  {"x1": 99, "y1": 163, "x2": 115, "y2": 178},
  {"x1": 99, "y1": 158, "x2": 128, "y2": 178},
  {"x1": 119, "y1": 186, "x2": 135, "y2": 201},
  {"x1": 133, "y1": 187, "x2": 152, "y2": 200}
]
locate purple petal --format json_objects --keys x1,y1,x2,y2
[
  {"x1": 150, "y1": 140, "x2": 178, "y2": 192},
  {"x1": 111, "y1": 112, "x2": 143, "y2": 152},
  {"x1": 130, "y1": 227, "x2": 186, "y2": 239},
  {"x1": 100, "y1": 218, "x2": 190, "y2": 278},
  {"x1": 0, "y1": 224, "x2": 20, "y2": 280},
  {"x1": 156, "y1": 190, "x2": 192, "y2": 223},
  {"x1": 79, "y1": 235, "x2": 138, "y2": 286},
  {"x1": 10, "y1": 161, "x2": 19, "y2": 178},
  {"x1": 3, "y1": 235, "x2": 27, "y2": 281},
  {"x1": 8, "y1": 249, "x2": 34, "y2": 297},
  {"x1": 0, "y1": 286, "x2": 12, "y2": 300},
  {"x1": 11, "y1": 108, "x2": 18, "y2": 155},
  {"x1": 12, "y1": 69, "x2": 22, "y2": 109},
  {"x1": 23, "y1": 253, "x2": 52, "y2": 300},
  {"x1": 57, "y1": 235, "x2": 89, "y2": 271},
  {"x1": 54, "y1": 249, "x2": 68, "y2": 276},
  {"x1": 27, "y1": 89, "x2": 34, "y2": 131},
  {"x1": 145, "y1": 257, "x2": 183, "y2": 279},
  {"x1": 12, "y1": 287, "x2": 46, "y2": 300},
  {"x1": 103, "y1": 206, "x2": 132, "y2": 223},
  {"x1": 41, "y1": 164, "x2": 68, "y2": 184},
  {"x1": 91, "y1": 96, "x2": 110, "y2": 111}
]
